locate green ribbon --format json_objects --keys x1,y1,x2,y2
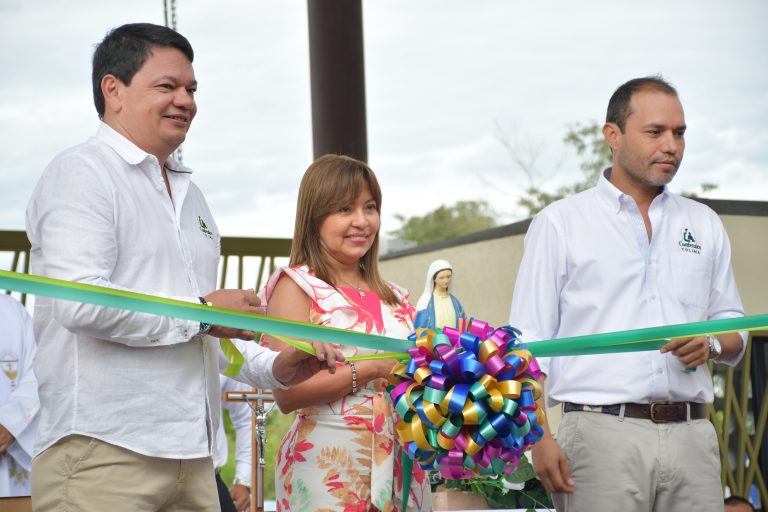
[
  {"x1": 0, "y1": 270, "x2": 412, "y2": 355},
  {"x1": 220, "y1": 338, "x2": 244, "y2": 377},
  {"x1": 268, "y1": 334, "x2": 408, "y2": 362},
  {"x1": 0, "y1": 270, "x2": 415, "y2": 376},
  {"x1": 401, "y1": 453, "x2": 413, "y2": 511},
  {"x1": 1, "y1": 270, "x2": 767, "y2": 372},
  {"x1": 526, "y1": 314, "x2": 768, "y2": 357}
]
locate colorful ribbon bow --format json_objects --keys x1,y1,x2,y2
[{"x1": 387, "y1": 319, "x2": 544, "y2": 480}]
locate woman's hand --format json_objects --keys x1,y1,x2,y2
[
  {"x1": 310, "y1": 341, "x2": 345, "y2": 373},
  {"x1": 272, "y1": 344, "x2": 345, "y2": 386}
]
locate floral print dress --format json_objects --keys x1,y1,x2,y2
[{"x1": 261, "y1": 265, "x2": 432, "y2": 512}]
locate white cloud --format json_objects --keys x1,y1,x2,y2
[{"x1": 1, "y1": 0, "x2": 766, "y2": 236}]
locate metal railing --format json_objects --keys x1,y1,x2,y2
[
  {"x1": 0, "y1": 230, "x2": 292, "y2": 302},
  {"x1": 712, "y1": 333, "x2": 767, "y2": 507},
  {"x1": 219, "y1": 236, "x2": 291, "y2": 292},
  {"x1": 0, "y1": 229, "x2": 31, "y2": 304}
]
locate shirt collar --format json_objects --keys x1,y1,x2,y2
[
  {"x1": 598, "y1": 167, "x2": 669, "y2": 213},
  {"x1": 95, "y1": 122, "x2": 193, "y2": 174}
]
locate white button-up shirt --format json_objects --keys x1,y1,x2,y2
[
  {"x1": 26, "y1": 123, "x2": 281, "y2": 459},
  {"x1": 510, "y1": 169, "x2": 745, "y2": 407},
  {"x1": 0, "y1": 295, "x2": 39, "y2": 496},
  {"x1": 214, "y1": 375, "x2": 253, "y2": 485}
]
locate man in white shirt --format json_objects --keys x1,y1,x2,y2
[
  {"x1": 25, "y1": 23, "x2": 340, "y2": 511},
  {"x1": 510, "y1": 76, "x2": 745, "y2": 512},
  {"x1": 215, "y1": 376, "x2": 254, "y2": 512},
  {"x1": 0, "y1": 295, "x2": 39, "y2": 497}
]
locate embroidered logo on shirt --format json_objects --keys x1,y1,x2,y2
[
  {"x1": 679, "y1": 227, "x2": 701, "y2": 254},
  {"x1": 198, "y1": 216, "x2": 213, "y2": 239},
  {"x1": 2, "y1": 354, "x2": 19, "y2": 389}
]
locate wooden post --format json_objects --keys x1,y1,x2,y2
[{"x1": 307, "y1": 0, "x2": 368, "y2": 162}]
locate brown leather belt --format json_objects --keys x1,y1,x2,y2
[{"x1": 563, "y1": 401, "x2": 708, "y2": 423}]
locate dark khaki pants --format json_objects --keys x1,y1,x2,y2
[{"x1": 31, "y1": 435, "x2": 219, "y2": 512}]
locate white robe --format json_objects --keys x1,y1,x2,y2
[{"x1": 0, "y1": 295, "x2": 39, "y2": 497}]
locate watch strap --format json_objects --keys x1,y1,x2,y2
[{"x1": 198, "y1": 296, "x2": 212, "y2": 335}]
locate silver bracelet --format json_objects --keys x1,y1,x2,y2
[{"x1": 349, "y1": 361, "x2": 358, "y2": 394}]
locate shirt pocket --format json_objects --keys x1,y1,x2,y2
[{"x1": 672, "y1": 253, "x2": 713, "y2": 313}]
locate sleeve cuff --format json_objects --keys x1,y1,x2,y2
[
  {"x1": 234, "y1": 475, "x2": 252, "y2": 488},
  {"x1": 265, "y1": 350, "x2": 289, "y2": 390},
  {"x1": 716, "y1": 331, "x2": 748, "y2": 367},
  {"x1": 227, "y1": 340, "x2": 289, "y2": 390}
]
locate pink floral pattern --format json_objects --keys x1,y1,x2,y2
[{"x1": 261, "y1": 266, "x2": 431, "y2": 512}]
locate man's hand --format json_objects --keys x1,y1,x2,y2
[
  {"x1": 371, "y1": 358, "x2": 399, "y2": 379},
  {"x1": 0, "y1": 424, "x2": 15, "y2": 459},
  {"x1": 531, "y1": 432, "x2": 574, "y2": 494},
  {"x1": 369, "y1": 358, "x2": 399, "y2": 391},
  {"x1": 660, "y1": 336, "x2": 709, "y2": 368},
  {"x1": 272, "y1": 343, "x2": 346, "y2": 385},
  {"x1": 230, "y1": 483, "x2": 250, "y2": 512},
  {"x1": 203, "y1": 288, "x2": 265, "y2": 340}
]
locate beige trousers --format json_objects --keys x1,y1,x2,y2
[
  {"x1": 553, "y1": 410, "x2": 724, "y2": 512},
  {"x1": 31, "y1": 435, "x2": 219, "y2": 512}
]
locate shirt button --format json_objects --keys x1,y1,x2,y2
[
  {"x1": 150, "y1": 338, "x2": 159, "y2": 343},
  {"x1": 650, "y1": 295, "x2": 657, "y2": 301},
  {"x1": 656, "y1": 368, "x2": 663, "y2": 374}
]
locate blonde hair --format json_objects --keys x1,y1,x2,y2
[{"x1": 290, "y1": 154, "x2": 397, "y2": 305}]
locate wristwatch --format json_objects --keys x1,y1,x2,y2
[
  {"x1": 707, "y1": 335, "x2": 722, "y2": 360},
  {"x1": 198, "y1": 296, "x2": 212, "y2": 336}
]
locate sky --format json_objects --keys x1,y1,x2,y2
[{"x1": 1, "y1": 0, "x2": 766, "y2": 241}]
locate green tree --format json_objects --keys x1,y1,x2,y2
[
  {"x1": 510, "y1": 121, "x2": 610, "y2": 216},
  {"x1": 389, "y1": 200, "x2": 497, "y2": 245},
  {"x1": 562, "y1": 121, "x2": 612, "y2": 187},
  {"x1": 682, "y1": 182, "x2": 719, "y2": 198}
]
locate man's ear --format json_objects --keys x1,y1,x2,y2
[
  {"x1": 603, "y1": 122, "x2": 621, "y2": 153},
  {"x1": 101, "y1": 74, "x2": 123, "y2": 114}
]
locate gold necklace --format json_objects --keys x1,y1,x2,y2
[{"x1": 338, "y1": 276, "x2": 366, "y2": 298}]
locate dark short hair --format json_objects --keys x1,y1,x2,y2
[
  {"x1": 606, "y1": 75, "x2": 678, "y2": 132},
  {"x1": 92, "y1": 23, "x2": 194, "y2": 119}
]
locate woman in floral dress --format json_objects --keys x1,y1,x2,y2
[{"x1": 261, "y1": 154, "x2": 431, "y2": 512}]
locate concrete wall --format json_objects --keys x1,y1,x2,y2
[
  {"x1": 720, "y1": 215, "x2": 768, "y2": 315},
  {"x1": 380, "y1": 233, "x2": 525, "y2": 327},
  {"x1": 381, "y1": 210, "x2": 768, "y2": 324}
]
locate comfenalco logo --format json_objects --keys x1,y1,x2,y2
[
  {"x1": 198, "y1": 216, "x2": 213, "y2": 238},
  {"x1": 679, "y1": 227, "x2": 701, "y2": 254}
]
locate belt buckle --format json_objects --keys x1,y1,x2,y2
[{"x1": 649, "y1": 401, "x2": 674, "y2": 423}]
